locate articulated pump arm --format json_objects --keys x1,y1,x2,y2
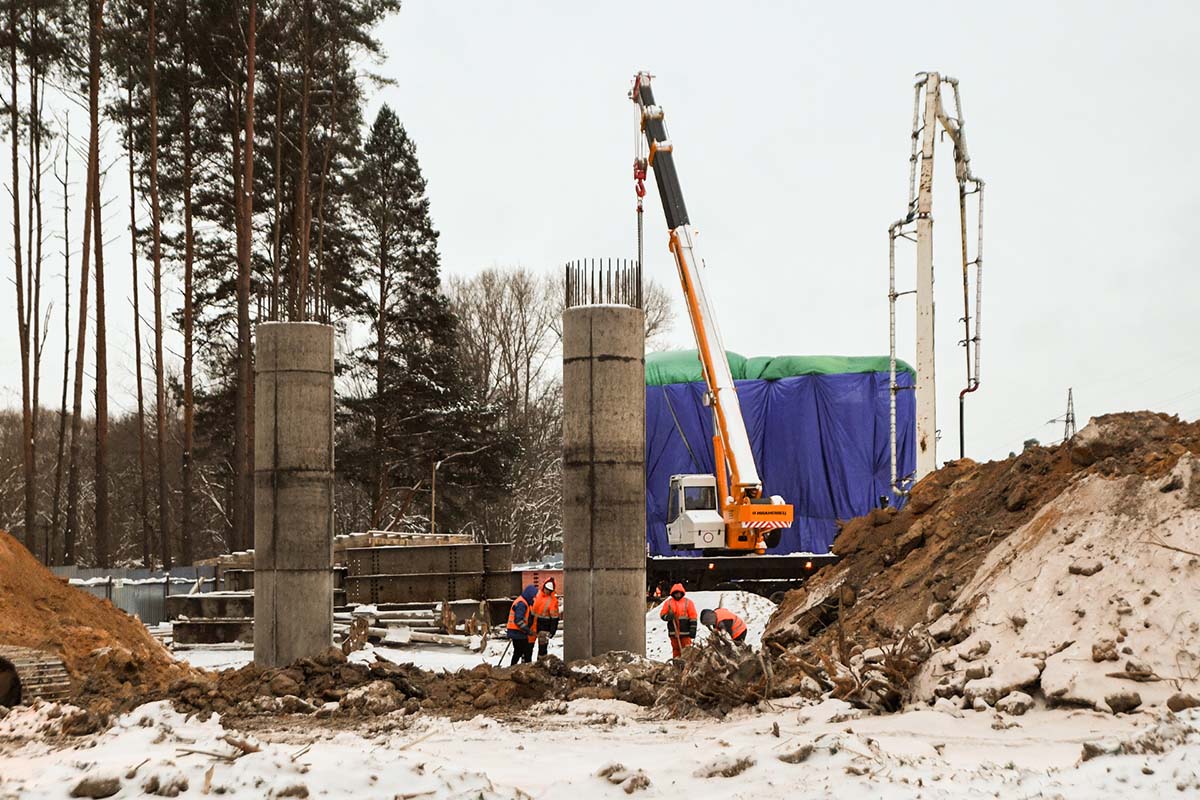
[
  {"x1": 887, "y1": 72, "x2": 986, "y2": 493},
  {"x1": 631, "y1": 71, "x2": 792, "y2": 552}
]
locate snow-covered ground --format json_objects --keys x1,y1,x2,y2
[
  {"x1": 12, "y1": 589, "x2": 1197, "y2": 797},
  {"x1": 4, "y1": 694, "x2": 1199, "y2": 798},
  {"x1": 174, "y1": 632, "x2": 567, "y2": 673},
  {"x1": 172, "y1": 590, "x2": 770, "y2": 674}
]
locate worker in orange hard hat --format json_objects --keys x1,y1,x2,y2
[
  {"x1": 658, "y1": 583, "x2": 697, "y2": 658},
  {"x1": 531, "y1": 578, "x2": 560, "y2": 661},
  {"x1": 701, "y1": 607, "x2": 748, "y2": 644},
  {"x1": 506, "y1": 584, "x2": 538, "y2": 665}
]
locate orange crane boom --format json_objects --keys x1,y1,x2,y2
[{"x1": 631, "y1": 71, "x2": 793, "y2": 554}]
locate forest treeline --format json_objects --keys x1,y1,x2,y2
[{"x1": 1, "y1": 0, "x2": 672, "y2": 567}]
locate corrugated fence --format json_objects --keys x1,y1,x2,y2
[{"x1": 51, "y1": 566, "x2": 218, "y2": 626}]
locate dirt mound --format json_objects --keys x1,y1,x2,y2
[
  {"x1": 911, "y1": 455, "x2": 1200, "y2": 712},
  {"x1": 763, "y1": 411, "x2": 1200, "y2": 711},
  {"x1": 0, "y1": 531, "x2": 190, "y2": 713},
  {"x1": 170, "y1": 647, "x2": 680, "y2": 721},
  {"x1": 169, "y1": 641, "x2": 788, "y2": 722}
]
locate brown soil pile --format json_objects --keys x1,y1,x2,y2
[
  {"x1": 763, "y1": 412, "x2": 1200, "y2": 700},
  {"x1": 171, "y1": 647, "x2": 676, "y2": 721},
  {"x1": 171, "y1": 644, "x2": 767, "y2": 722},
  {"x1": 0, "y1": 531, "x2": 192, "y2": 714}
]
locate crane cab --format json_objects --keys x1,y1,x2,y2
[{"x1": 665, "y1": 474, "x2": 726, "y2": 550}]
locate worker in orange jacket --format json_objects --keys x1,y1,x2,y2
[
  {"x1": 701, "y1": 607, "x2": 748, "y2": 643},
  {"x1": 530, "y1": 578, "x2": 560, "y2": 661},
  {"x1": 506, "y1": 584, "x2": 538, "y2": 665},
  {"x1": 658, "y1": 583, "x2": 697, "y2": 657}
]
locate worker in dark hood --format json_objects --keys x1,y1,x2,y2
[
  {"x1": 531, "y1": 578, "x2": 560, "y2": 661},
  {"x1": 657, "y1": 583, "x2": 697, "y2": 657},
  {"x1": 506, "y1": 584, "x2": 539, "y2": 665},
  {"x1": 701, "y1": 607, "x2": 748, "y2": 643}
]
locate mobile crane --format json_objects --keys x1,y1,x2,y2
[{"x1": 631, "y1": 71, "x2": 793, "y2": 555}]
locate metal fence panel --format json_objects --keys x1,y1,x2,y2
[{"x1": 53, "y1": 567, "x2": 217, "y2": 625}]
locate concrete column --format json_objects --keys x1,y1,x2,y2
[
  {"x1": 562, "y1": 305, "x2": 646, "y2": 660},
  {"x1": 254, "y1": 322, "x2": 335, "y2": 667}
]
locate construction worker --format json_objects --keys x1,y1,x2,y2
[
  {"x1": 506, "y1": 584, "x2": 538, "y2": 665},
  {"x1": 658, "y1": 583, "x2": 697, "y2": 657},
  {"x1": 530, "y1": 578, "x2": 560, "y2": 661},
  {"x1": 701, "y1": 607, "x2": 748, "y2": 644}
]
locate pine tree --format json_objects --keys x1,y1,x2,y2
[
  {"x1": 344, "y1": 106, "x2": 513, "y2": 533},
  {"x1": 89, "y1": 0, "x2": 111, "y2": 567}
]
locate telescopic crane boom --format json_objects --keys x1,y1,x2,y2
[{"x1": 631, "y1": 71, "x2": 793, "y2": 554}]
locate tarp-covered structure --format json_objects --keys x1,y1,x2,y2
[{"x1": 645, "y1": 350, "x2": 916, "y2": 557}]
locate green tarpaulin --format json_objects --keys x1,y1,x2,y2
[{"x1": 645, "y1": 350, "x2": 914, "y2": 386}]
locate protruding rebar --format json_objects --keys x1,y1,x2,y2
[{"x1": 564, "y1": 258, "x2": 643, "y2": 309}]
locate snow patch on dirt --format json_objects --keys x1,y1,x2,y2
[
  {"x1": 5, "y1": 698, "x2": 1200, "y2": 798},
  {"x1": 914, "y1": 455, "x2": 1200, "y2": 712},
  {"x1": 0, "y1": 701, "x2": 513, "y2": 799}
]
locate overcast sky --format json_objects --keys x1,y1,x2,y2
[{"x1": 2, "y1": 0, "x2": 1198, "y2": 465}]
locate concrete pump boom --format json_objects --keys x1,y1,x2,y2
[
  {"x1": 631, "y1": 71, "x2": 792, "y2": 553},
  {"x1": 887, "y1": 72, "x2": 986, "y2": 493}
]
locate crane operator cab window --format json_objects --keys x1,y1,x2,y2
[
  {"x1": 684, "y1": 484, "x2": 716, "y2": 512},
  {"x1": 668, "y1": 477, "x2": 718, "y2": 523}
]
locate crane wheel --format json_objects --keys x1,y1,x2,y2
[{"x1": 763, "y1": 530, "x2": 783, "y2": 549}]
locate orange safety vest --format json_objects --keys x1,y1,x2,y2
[
  {"x1": 507, "y1": 595, "x2": 533, "y2": 634},
  {"x1": 659, "y1": 596, "x2": 697, "y2": 639},
  {"x1": 714, "y1": 608, "x2": 747, "y2": 640},
  {"x1": 659, "y1": 596, "x2": 697, "y2": 621},
  {"x1": 532, "y1": 590, "x2": 559, "y2": 620}
]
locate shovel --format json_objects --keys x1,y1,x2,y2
[{"x1": 495, "y1": 638, "x2": 512, "y2": 667}]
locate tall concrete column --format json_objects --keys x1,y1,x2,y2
[
  {"x1": 563, "y1": 305, "x2": 646, "y2": 660},
  {"x1": 254, "y1": 322, "x2": 335, "y2": 667}
]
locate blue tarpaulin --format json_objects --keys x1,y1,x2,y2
[{"x1": 645, "y1": 354, "x2": 916, "y2": 557}]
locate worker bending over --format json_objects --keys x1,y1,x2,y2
[
  {"x1": 658, "y1": 583, "x2": 698, "y2": 657},
  {"x1": 701, "y1": 607, "x2": 748, "y2": 643},
  {"x1": 506, "y1": 584, "x2": 539, "y2": 665},
  {"x1": 531, "y1": 578, "x2": 560, "y2": 661}
]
